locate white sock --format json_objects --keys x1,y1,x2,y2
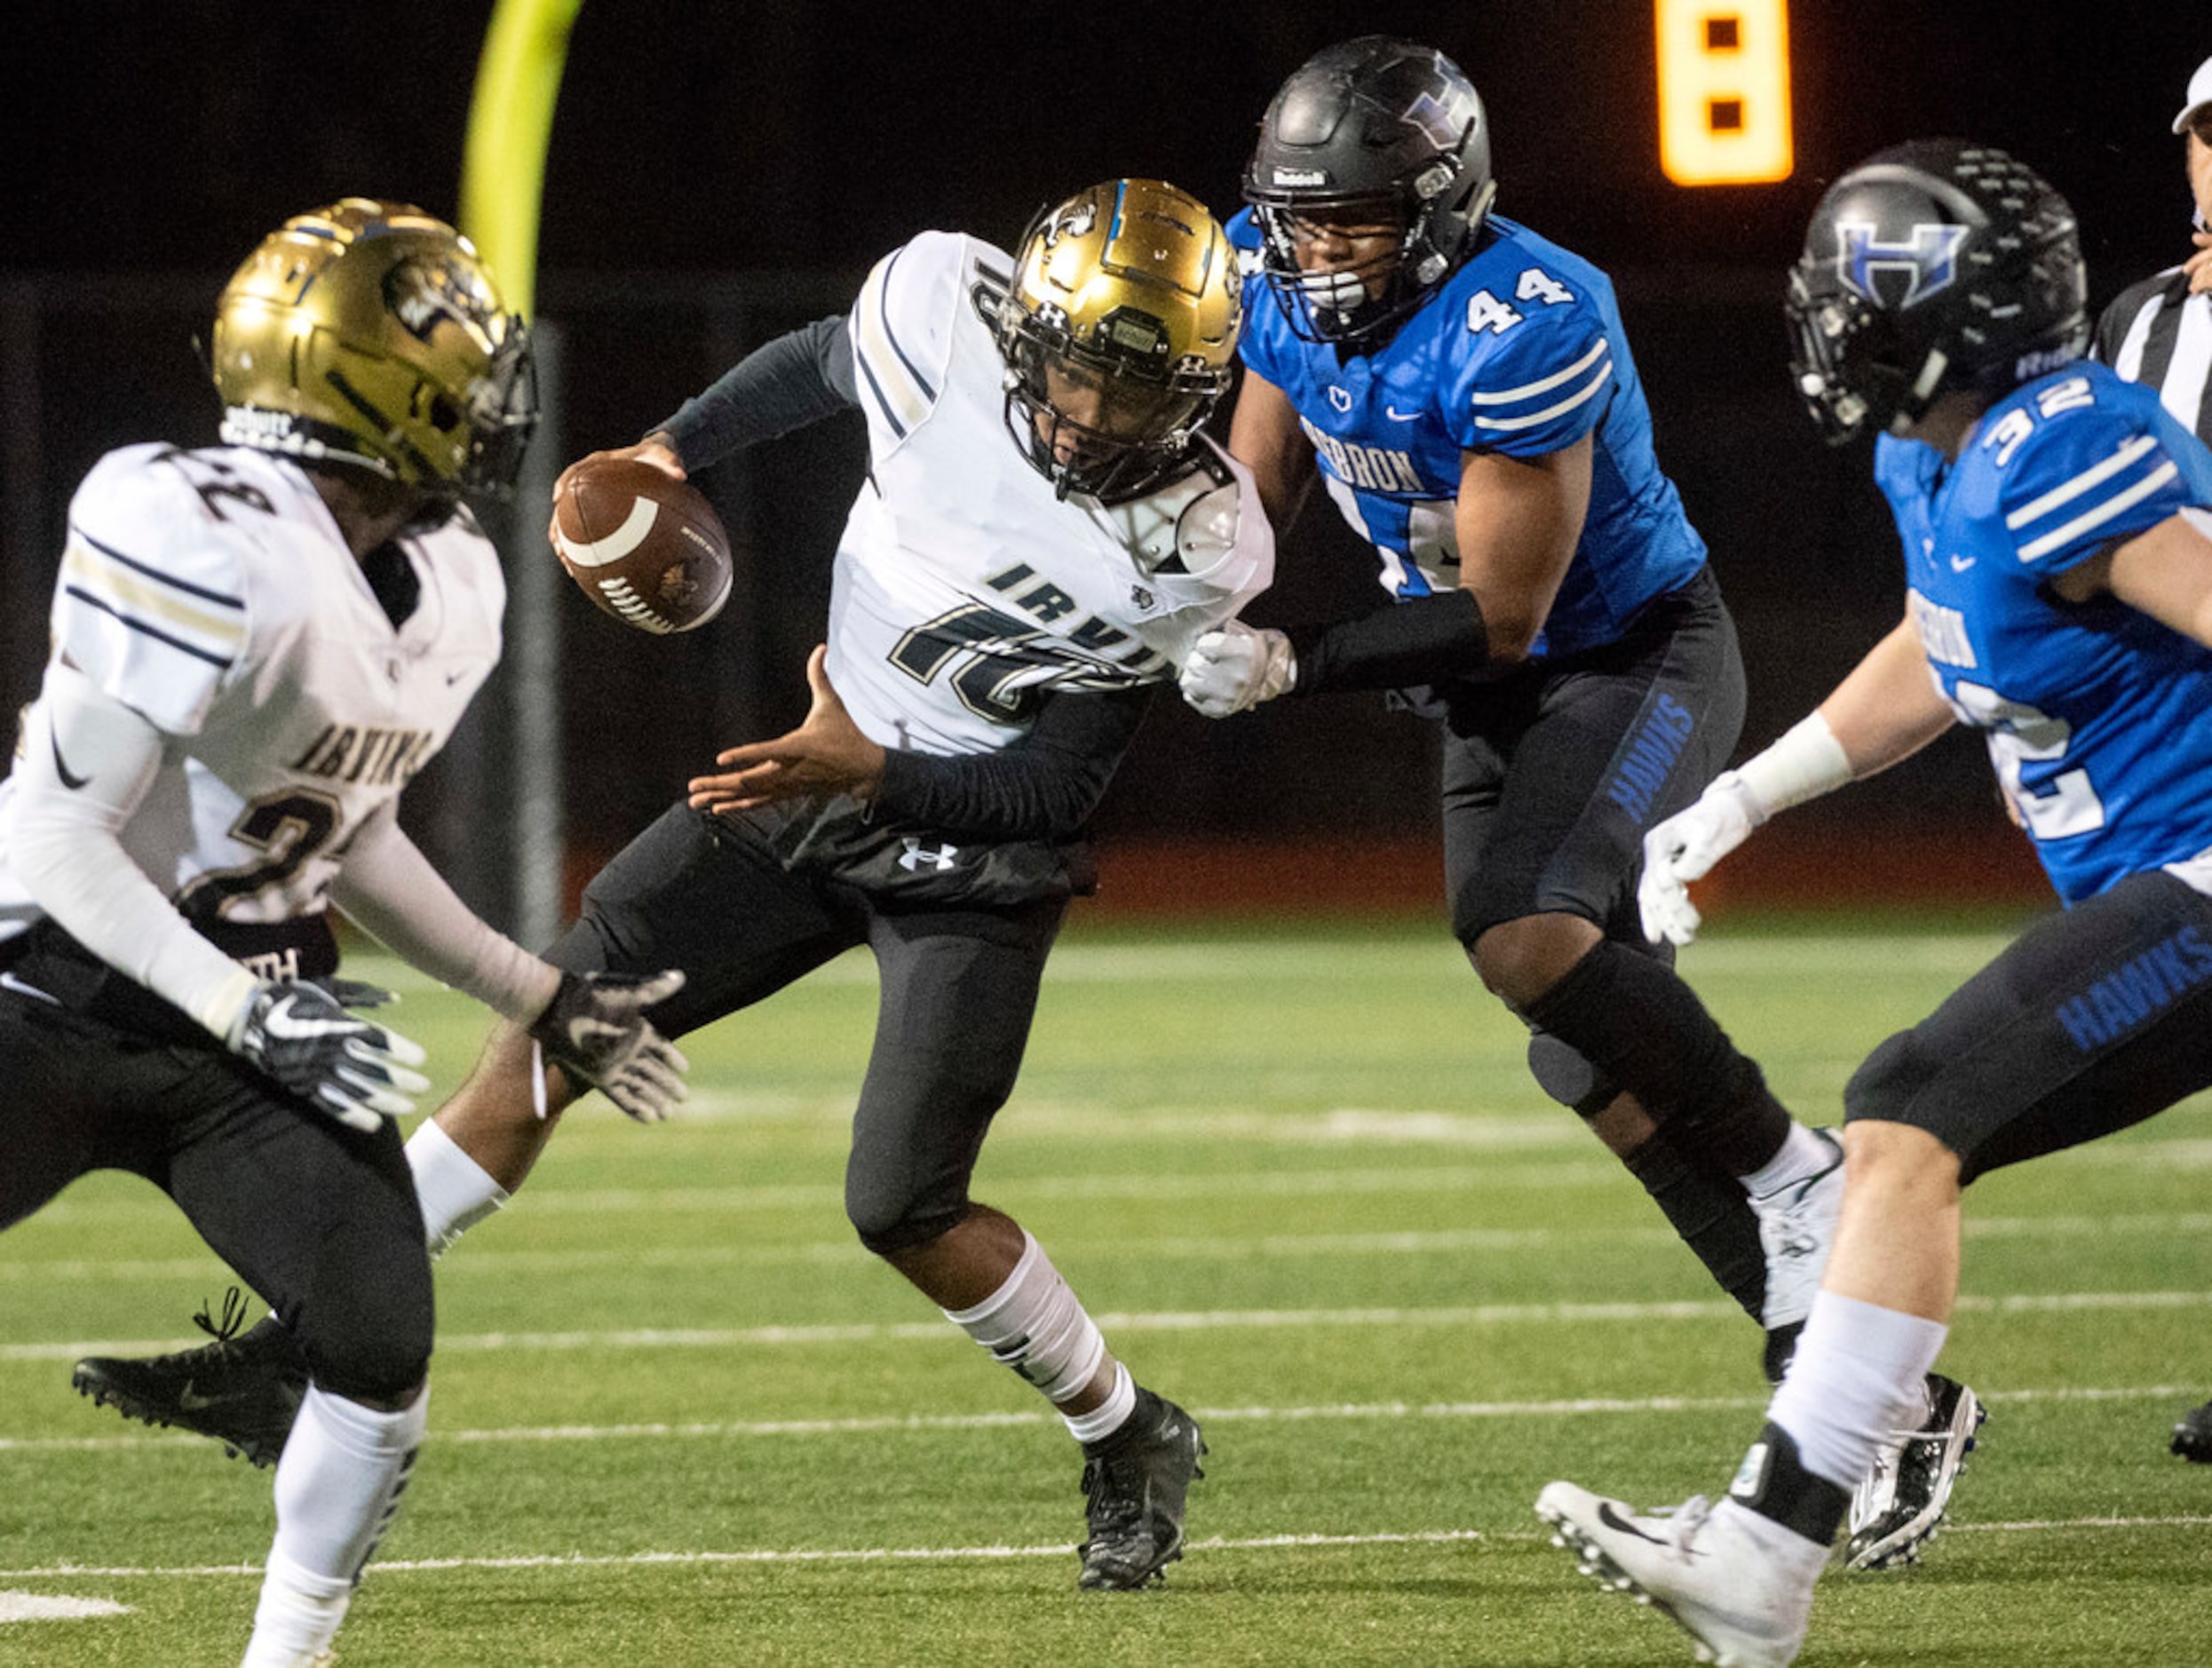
[
  {"x1": 943, "y1": 1232, "x2": 1110, "y2": 1418},
  {"x1": 240, "y1": 1547, "x2": 352, "y2": 1666},
  {"x1": 1741, "y1": 1123, "x2": 1838, "y2": 1198},
  {"x1": 1766, "y1": 1290, "x2": 1946, "y2": 1488},
  {"x1": 406, "y1": 1118, "x2": 509, "y2": 1256},
  {"x1": 1062, "y1": 1361, "x2": 1138, "y2": 1445},
  {"x1": 246, "y1": 1384, "x2": 428, "y2": 1664}
]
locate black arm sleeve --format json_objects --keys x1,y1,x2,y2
[
  {"x1": 655, "y1": 315, "x2": 860, "y2": 472},
  {"x1": 870, "y1": 685, "x2": 1154, "y2": 841},
  {"x1": 1284, "y1": 588, "x2": 1491, "y2": 695}
]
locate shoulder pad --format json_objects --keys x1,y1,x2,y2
[
  {"x1": 1980, "y1": 372, "x2": 2192, "y2": 570},
  {"x1": 849, "y1": 231, "x2": 990, "y2": 441},
  {"x1": 56, "y1": 444, "x2": 260, "y2": 733},
  {"x1": 1450, "y1": 313, "x2": 1614, "y2": 453},
  {"x1": 1167, "y1": 439, "x2": 1274, "y2": 597}
]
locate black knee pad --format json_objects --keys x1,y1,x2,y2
[
  {"x1": 1521, "y1": 938, "x2": 1789, "y2": 1176},
  {"x1": 850, "y1": 1197, "x2": 967, "y2": 1257},
  {"x1": 846, "y1": 1151, "x2": 970, "y2": 1255},
  {"x1": 293, "y1": 1289, "x2": 432, "y2": 1403},
  {"x1": 1526, "y1": 1030, "x2": 1620, "y2": 1117}
]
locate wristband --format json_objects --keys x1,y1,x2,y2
[{"x1": 1734, "y1": 711, "x2": 1853, "y2": 818}]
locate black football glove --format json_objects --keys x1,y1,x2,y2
[
  {"x1": 528, "y1": 969, "x2": 690, "y2": 1122},
  {"x1": 230, "y1": 978, "x2": 430, "y2": 1132}
]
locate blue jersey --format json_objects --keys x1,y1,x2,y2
[
  {"x1": 1228, "y1": 210, "x2": 1708, "y2": 660},
  {"x1": 1874, "y1": 362, "x2": 2212, "y2": 904}
]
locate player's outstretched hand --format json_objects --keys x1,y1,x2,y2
[
  {"x1": 230, "y1": 979, "x2": 431, "y2": 1133},
  {"x1": 686, "y1": 646, "x2": 887, "y2": 814},
  {"x1": 529, "y1": 969, "x2": 690, "y2": 1123},
  {"x1": 1179, "y1": 621, "x2": 1296, "y2": 718},
  {"x1": 1638, "y1": 772, "x2": 1768, "y2": 947},
  {"x1": 545, "y1": 433, "x2": 685, "y2": 546}
]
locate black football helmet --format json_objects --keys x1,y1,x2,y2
[
  {"x1": 1242, "y1": 36, "x2": 1496, "y2": 345},
  {"x1": 1785, "y1": 140, "x2": 2088, "y2": 445}
]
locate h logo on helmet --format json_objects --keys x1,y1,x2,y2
[
  {"x1": 1834, "y1": 221, "x2": 1970, "y2": 309},
  {"x1": 1403, "y1": 89, "x2": 1463, "y2": 152}
]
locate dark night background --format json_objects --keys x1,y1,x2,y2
[{"x1": 5, "y1": 1, "x2": 2209, "y2": 925}]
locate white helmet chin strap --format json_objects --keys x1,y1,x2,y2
[{"x1": 1892, "y1": 346, "x2": 1952, "y2": 429}]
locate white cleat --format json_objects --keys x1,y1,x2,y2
[
  {"x1": 1535, "y1": 1481, "x2": 1827, "y2": 1667},
  {"x1": 1749, "y1": 1129, "x2": 1845, "y2": 1332},
  {"x1": 1845, "y1": 1371, "x2": 1985, "y2": 1571}
]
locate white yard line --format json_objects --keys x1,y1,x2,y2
[
  {"x1": 3, "y1": 1381, "x2": 2200, "y2": 1455},
  {"x1": 15, "y1": 1128, "x2": 2212, "y2": 1239},
  {"x1": 7, "y1": 1209, "x2": 2211, "y2": 1286},
  {"x1": 4, "y1": 1508, "x2": 2208, "y2": 1585},
  {"x1": 0, "y1": 1591, "x2": 130, "y2": 1619},
  {"x1": 7, "y1": 1287, "x2": 2209, "y2": 1366}
]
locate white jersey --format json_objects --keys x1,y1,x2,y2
[
  {"x1": 831, "y1": 230, "x2": 1272, "y2": 755},
  {"x1": 0, "y1": 443, "x2": 503, "y2": 955}
]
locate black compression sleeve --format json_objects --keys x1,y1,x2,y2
[
  {"x1": 656, "y1": 315, "x2": 860, "y2": 471},
  {"x1": 870, "y1": 686, "x2": 1154, "y2": 840},
  {"x1": 1283, "y1": 588, "x2": 1490, "y2": 695}
]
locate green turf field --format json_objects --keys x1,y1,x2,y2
[{"x1": 3, "y1": 914, "x2": 2207, "y2": 1666}]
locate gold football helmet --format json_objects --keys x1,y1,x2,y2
[
  {"x1": 995, "y1": 179, "x2": 1241, "y2": 503},
  {"x1": 209, "y1": 198, "x2": 536, "y2": 497}
]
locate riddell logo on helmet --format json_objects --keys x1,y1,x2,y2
[
  {"x1": 2013, "y1": 346, "x2": 2077, "y2": 380},
  {"x1": 1272, "y1": 169, "x2": 1328, "y2": 187},
  {"x1": 218, "y1": 407, "x2": 303, "y2": 447}
]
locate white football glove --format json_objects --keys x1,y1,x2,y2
[
  {"x1": 1638, "y1": 771, "x2": 1769, "y2": 948},
  {"x1": 528, "y1": 969, "x2": 691, "y2": 1122},
  {"x1": 1178, "y1": 622, "x2": 1297, "y2": 719},
  {"x1": 230, "y1": 978, "x2": 431, "y2": 1132}
]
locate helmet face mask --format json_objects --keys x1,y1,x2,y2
[
  {"x1": 1250, "y1": 198, "x2": 1412, "y2": 339},
  {"x1": 210, "y1": 199, "x2": 537, "y2": 499},
  {"x1": 1785, "y1": 142, "x2": 2089, "y2": 445},
  {"x1": 996, "y1": 179, "x2": 1241, "y2": 504},
  {"x1": 1243, "y1": 36, "x2": 1497, "y2": 345}
]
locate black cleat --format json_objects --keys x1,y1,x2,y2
[
  {"x1": 2172, "y1": 1400, "x2": 2212, "y2": 1463},
  {"x1": 1076, "y1": 1386, "x2": 1206, "y2": 1591},
  {"x1": 1844, "y1": 1371, "x2": 1985, "y2": 1571},
  {"x1": 1762, "y1": 1320, "x2": 1804, "y2": 1386},
  {"x1": 72, "y1": 1287, "x2": 308, "y2": 1468}
]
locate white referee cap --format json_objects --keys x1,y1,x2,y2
[{"x1": 2175, "y1": 54, "x2": 2212, "y2": 135}]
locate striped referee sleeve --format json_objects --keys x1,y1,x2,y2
[{"x1": 2105, "y1": 281, "x2": 2212, "y2": 447}]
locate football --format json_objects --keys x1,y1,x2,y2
[{"x1": 551, "y1": 457, "x2": 733, "y2": 634}]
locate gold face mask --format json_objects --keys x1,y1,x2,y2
[{"x1": 995, "y1": 179, "x2": 1241, "y2": 503}]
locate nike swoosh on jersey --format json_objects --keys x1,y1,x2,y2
[
  {"x1": 1384, "y1": 405, "x2": 1421, "y2": 422},
  {"x1": 50, "y1": 734, "x2": 91, "y2": 790},
  {"x1": 1949, "y1": 553, "x2": 1976, "y2": 571}
]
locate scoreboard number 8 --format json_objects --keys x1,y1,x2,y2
[{"x1": 1655, "y1": 0, "x2": 1795, "y2": 186}]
